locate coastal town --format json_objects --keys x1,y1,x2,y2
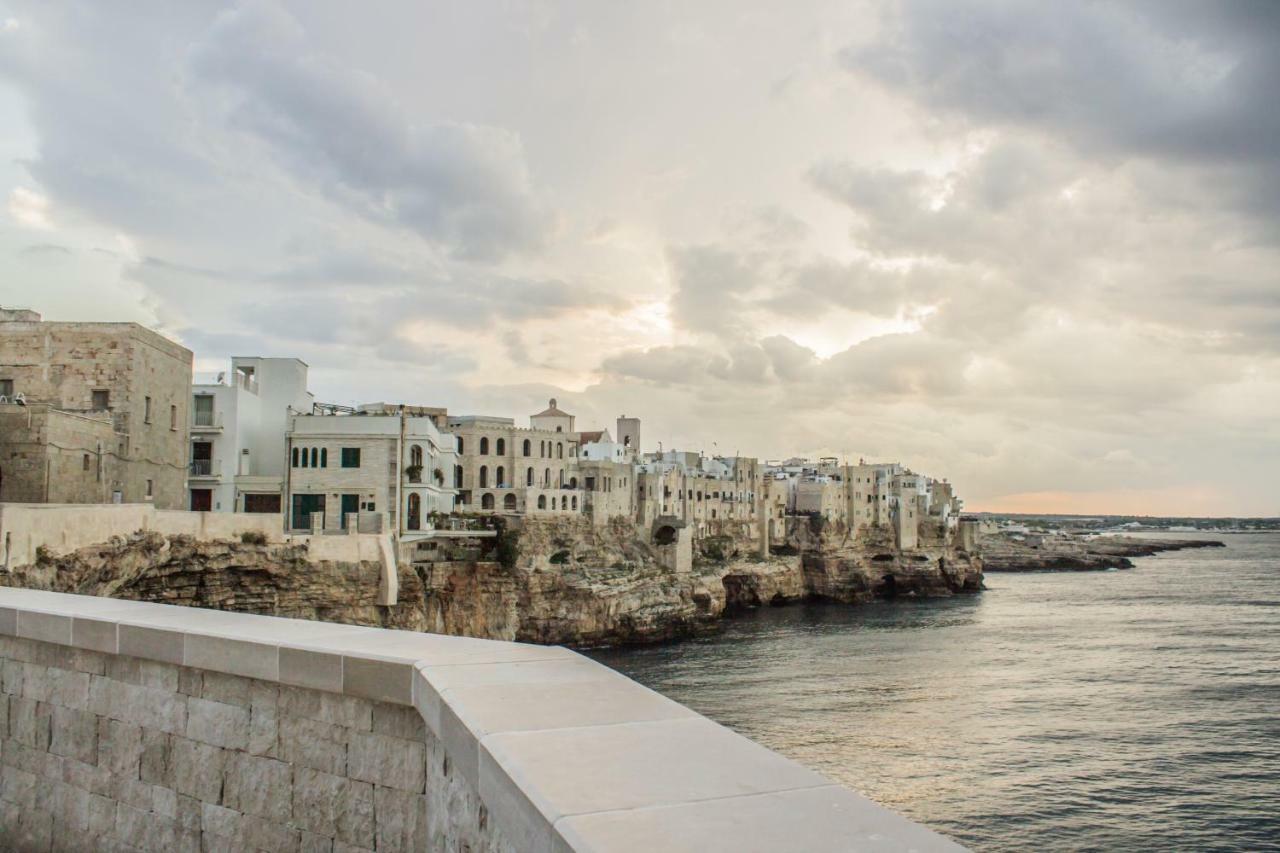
[{"x1": 0, "y1": 306, "x2": 972, "y2": 572}]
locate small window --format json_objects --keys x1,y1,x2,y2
[
  {"x1": 320, "y1": 448, "x2": 328, "y2": 468},
  {"x1": 496, "y1": 438, "x2": 505, "y2": 455},
  {"x1": 170, "y1": 404, "x2": 177, "y2": 430},
  {"x1": 144, "y1": 396, "x2": 153, "y2": 423},
  {"x1": 0, "y1": 378, "x2": 12, "y2": 398},
  {"x1": 479, "y1": 437, "x2": 489, "y2": 455},
  {"x1": 341, "y1": 448, "x2": 361, "y2": 468},
  {"x1": 91, "y1": 389, "x2": 109, "y2": 409},
  {"x1": 83, "y1": 453, "x2": 91, "y2": 471},
  {"x1": 292, "y1": 447, "x2": 299, "y2": 468},
  {"x1": 366, "y1": 502, "x2": 375, "y2": 512},
  {"x1": 146, "y1": 479, "x2": 153, "y2": 498},
  {"x1": 310, "y1": 447, "x2": 318, "y2": 467}
]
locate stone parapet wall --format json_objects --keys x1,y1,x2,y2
[{"x1": 0, "y1": 587, "x2": 964, "y2": 852}]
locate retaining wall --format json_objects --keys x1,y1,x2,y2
[{"x1": 0, "y1": 588, "x2": 963, "y2": 852}]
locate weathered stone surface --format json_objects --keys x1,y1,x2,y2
[
  {"x1": 186, "y1": 697, "x2": 250, "y2": 750},
  {"x1": 249, "y1": 702, "x2": 280, "y2": 757},
  {"x1": 106, "y1": 655, "x2": 179, "y2": 692},
  {"x1": 98, "y1": 717, "x2": 144, "y2": 778},
  {"x1": 49, "y1": 705, "x2": 98, "y2": 764},
  {"x1": 279, "y1": 713, "x2": 347, "y2": 775},
  {"x1": 23, "y1": 662, "x2": 91, "y2": 709},
  {"x1": 374, "y1": 784, "x2": 428, "y2": 852},
  {"x1": 139, "y1": 729, "x2": 171, "y2": 785},
  {"x1": 293, "y1": 766, "x2": 375, "y2": 846},
  {"x1": 372, "y1": 704, "x2": 425, "y2": 741},
  {"x1": 348, "y1": 731, "x2": 425, "y2": 793},
  {"x1": 10, "y1": 695, "x2": 52, "y2": 749},
  {"x1": 167, "y1": 736, "x2": 225, "y2": 803},
  {"x1": 223, "y1": 752, "x2": 292, "y2": 823},
  {"x1": 280, "y1": 685, "x2": 373, "y2": 731},
  {"x1": 200, "y1": 671, "x2": 252, "y2": 708}
]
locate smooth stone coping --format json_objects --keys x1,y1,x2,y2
[{"x1": 0, "y1": 587, "x2": 965, "y2": 853}]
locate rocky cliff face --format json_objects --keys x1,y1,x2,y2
[{"x1": 3, "y1": 515, "x2": 982, "y2": 647}]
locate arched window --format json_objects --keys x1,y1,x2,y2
[
  {"x1": 571, "y1": 496, "x2": 578, "y2": 510},
  {"x1": 482, "y1": 493, "x2": 495, "y2": 510},
  {"x1": 496, "y1": 466, "x2": 505, "y2": 487},
  {"x1": 310, "y1": 448, "x2": 318, "y2": 467},
  {"x1": 569, "y1": 477, "x2": 578, "y2": 489},
  {"x1": 561, "y1": 496, "x2": 567, "y2": 510},
  {"x1": 522, "y1": 439, "x2": 531, "y2": 456},
  {"x1": 291, "y1": 447, "x2": 299, "y2": 467},
  {"x1": 559, "y1": 470, "x2": 565, "y2": 488},
  {"x1": 544, "y1": 468, "x2": 551, "y2": 487},
  {"x1": 407, "y1": 493, "x2": 421, "y2": 530},
  {"x1": 526, "y1": 467, "x2": 534, "y2": 486},
  {"x1": 496, "y1": 438, "x2": 505, "y2": 456},
  {"x1": 479, "y1": 437, "x2": 489, "y2": 455},
  {"x1": 479, "y1": 466, "x2": 488, "y2": 488},
  {"x1": 557, "y1": 443, "x2": 563, "y2": 459},
  {"x1": 540, "y1": 441, "x2": 546, "y2": 458},
  {"x1": 320, "y1": 448, "x2": 327, "y2": 468},
  {"x1": 454, "y1": 466, "x2": 463, "y2": 488},
  {"x1": 410, "y1": 445, "x2": 423, "y2": 467},
  {"x1": 504, "y1": 493, "x2": 517, "y2": 510},
  {"x1": 300, "y1": 448, "x2": 308, "y2": 468},
  {"x1": 457, "y1": 437, "x2": 464, "y2": 454},
  {"x1": 537, "y1": 495, "x2": 547, "y2": 510}
]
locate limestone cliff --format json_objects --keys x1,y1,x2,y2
[{"x1": 2, "y1": 514, "x2": 982, "y2": 647}]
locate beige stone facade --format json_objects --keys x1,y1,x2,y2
[
  {"x1": 0, "y1": 309, "x2": 193, "y2": 508},
  {"x1": 0, "y1": 405, "x2": 120, "y2": 503}
]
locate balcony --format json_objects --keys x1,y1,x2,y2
[
  {"x1": 189, "y1": 459, "x2": 219, "y2": 479},
  {"x1": 191, "y1": 411, "x2": 223, "y2": 433}
]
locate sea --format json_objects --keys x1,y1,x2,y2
[{"x1": 588, "y1": 532, "x2": 1280, "y2": 852}]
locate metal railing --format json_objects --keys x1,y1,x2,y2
[{"x1": 189, "y1": 459, "x2": 216, "y2": 477}]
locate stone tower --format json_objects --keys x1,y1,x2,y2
[{"x1": 616, "y1": 415, "x2": 641, "y2": 455}]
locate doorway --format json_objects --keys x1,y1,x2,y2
[
  {"x1": 292, "y1": 494, "x2": 325, "y2": 531},
  {"x1": 190, "y1": 489, "x2": 212, "y2": 511},
  {"x1": 340, "y1": 494, "x2": 359, "y2": 529}
]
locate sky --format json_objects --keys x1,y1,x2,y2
[{"x1": 1, "y1": 0, "x2": 1277, "y2": 517}]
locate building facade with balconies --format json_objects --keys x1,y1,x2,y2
[{"x1": 188, "y1": 357, "x2": 313, "y2": 513}]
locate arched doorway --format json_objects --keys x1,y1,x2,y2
[
  {"x1": 504, "y1": 493, "x2": 517, "y2": 511},
  {"x1": 481, "y1": 493, "x2": 495, "y2": 510}
]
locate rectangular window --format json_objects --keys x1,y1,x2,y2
[
  {"x1": 92, "y1": 389, "x2": 109, "y2": 410},
  {"x1": 341, "y1": 447, "x2": 361, "y2": 468},
  {"x1": 146, "y1": 479, "x2": 154, "y2": 498},
  {"x1": 170, "y1": 404, "x2": 177, "y2": 430},
  {"x1": 144, "y1": 396, "x2": 153, "y2": 423},
  {"x1": 291, "y1": 447, "x2": 299, "y2": 468},
  {"x1": 0, "y1": 379, "x2": 12, "y2": 398},
  {"x1": 193, "y1": 395, "x2": 214, "y2": 426}
]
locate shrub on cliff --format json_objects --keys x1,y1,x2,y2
[{"x1": 240, "y1": 531, "x2": 268, "y2": 546}]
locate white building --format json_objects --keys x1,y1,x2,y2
[
  {"x1": 286, "y1": 408, "x2": 459, "y2": 534},
  {"x1": 188, "y1": 357, "x2": 313, "y2": 513}
]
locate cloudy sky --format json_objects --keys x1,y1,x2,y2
[{"x1": 2, "y1": 1, "x2": 1277, "y2": 516}]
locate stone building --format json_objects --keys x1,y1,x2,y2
[
  {"x1": 0, "y1": 307, "x2": 192, "y2": 508},
  {"x1": 188, "y1": 357, "x2": 314, "y2": 513},
  {"x1": 285, "y1": 408, "x2": 458, "y2": 533},
  {"x1": 446, "y1": 407, "x2": 582, "y2": 516},
  {"x1": 0, "y1": 404, "x2": 119, "y2": 503}
]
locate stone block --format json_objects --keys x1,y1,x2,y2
[
  {"x1": 1, "y1": 764, "x2": 40, "y2": 808},
  {"x1": 248, "y1": 702, "x2": 279, "y2": 757},
  {"x1": 293, "y1": 766, "x2": 374, "y2": 847},
  {"x1": 223, "y1": 751, "x2": 292, "y2": 823},
  {"x1": 185, "y1": 634, "x2": 279, "y2": 681},
  {"x1": 186, "y1": 697, "x2": 250, "y2": 750},
  {"x1": 2, "y1": 739, "x2": 63, "y2": 779},
  {"x1": 167, "y1": 736, "x2": 225, "y2": 803},
  {"x1": 0, "y1": 798, "x2": 52, "y2": 852},
  {"x1": 118, "y1": 624, "x2": 184, "y2": 665},
  {"x1": 89, "y1": 677, "x2": 187, "y2": 735},
  {"x1": 17, "y1": 610, "x2": 72, "y2": 645},
  {"x1": 343, "y1": 656, "x2": 412, "y2": 705},
  {"x1": 22, "y1": 662, "x2": 91, "y2": 709},
  {"x1": 139, "y1": 729, "x2": 171, "y2": 785},
  {"x1": 279, "y1": 713, "x2": 346, "y2": 776},
  {"x1": 114, "y1": 801, "x2": 178, "y2": 850},
  {"x1": 280, "y1": 685, "x2": 372, "y2": 731},
  {"x1": 238, "y1": 812, "x2": 303, "y2": 853},
  {"x1": 200, "y1": 802, "x2": 242, "y2": 838},
  {"x1": 2, "y1": 658, "x2": 25, "y2": 694},
  {"x1": 301, "y1": 831, "x2": 335, "y2": 853},
  {"x1": 175, "y1": 793, "x2": 202, "y2": 832},
  {"x1": 9, "y1": 695, "x2": 52, "y2": 749},
  {"x1": 49, "y1": 705, "x2": 98, "y2": 764},
  {"x1": 71, "y1": 616, "x2": 118, "y2": 654},
  {"x1": 177, "y1": 666, "x2": 202, "y2": 697},
  {"x1": 348, "y1": 731, "x2": 425, "y2": 793},
  {"x1": 0, "y1": 607, "x2": 16, "y2": 636},
  {"x1": 280, "y1": 646, "x2": 343, "y2": 693},
  {"x1": 116, "y1": 776, "x2": 177, "y2": 818},
  {"x1": 249, "y1": 679, "x2": 278, "y2": 710},
  {"x1": 200, "y1": 671, "x2": 251, "y2": 707},
  {"x1": 371, "y1": 704, "x2": 425, "y2": 741},
  {"x1": 478, "y1": 717, "x2": 829, "y2": 847},
  {"x1": 61, "y1": 756, "x2": 113, "y2": 797},
  {"x1": 374, "y1": 785, "x2": 427, "y2": 853},
  {"x1": 106, "y1": 655, "x2": 179, "y2": 691},
  {"x1": 97, "y1": 717, "x2": 144, "y2": 778}
]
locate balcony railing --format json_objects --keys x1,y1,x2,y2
[
  {"x1": 191, "y1": 410, "x2": 222, "y2": 430},
  {"x1": 189, "y1": 459, "x2": 217, "y2": 477}
]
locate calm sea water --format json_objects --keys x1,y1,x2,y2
[{"x1": 588, "y1": 532, "x2": 1280, "y2": 852}]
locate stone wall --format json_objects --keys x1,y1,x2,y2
[
  {"x1": 0, "y1": 634, "x2": 485, "y2": 852},
  {"x1": 0, "y1": 588, "x2": 965, "y2": 853},
  {"x1": 0, "y1": 406, "x2": 120, "y2": 504}
]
